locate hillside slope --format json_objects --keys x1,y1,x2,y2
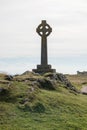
[{"x1": 0, "y1": 72, "x2": 87, "y2": 130}]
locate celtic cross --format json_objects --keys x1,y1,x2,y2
[
  {"x1": 36, "y1": 20, "x2": 52, "y2": 65},
  {"x1": 32, "y1": 20, "x2": 56, "y2": 73}
]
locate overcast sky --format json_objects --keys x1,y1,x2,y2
[{"x1": 0, "y1": 0, "x2": 87, "y2": 74}]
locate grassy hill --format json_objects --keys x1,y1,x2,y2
[{"x1": 0, "y1": 72, "x2": 87, "y2": 130}]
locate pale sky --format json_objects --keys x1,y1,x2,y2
[{"x1": 0, "y1": 0, "x2": 87, "y2": 74}]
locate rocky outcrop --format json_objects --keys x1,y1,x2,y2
[
  {"x1": 44, "y1": 72, "x2": 78, "y2": 92},
  {"x1": 5, "y1": 75, "x2": 13, "y2": 81},
  {"x1": 37, "y1": 78, "x2": 56, "y2": 90},
  {"x1": 56, "y1": 73, "x2": 78, "y2": 92},
  {"x1": 0, "y1": 71, "x2": 78, "y2": 93}
]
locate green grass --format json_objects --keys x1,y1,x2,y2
[
  {"x1": 66, "y1": 74, "x2": 87, "y2": 90},
  {"x1": 0, "y1": 74, "x2": 87, "y2": 130}
]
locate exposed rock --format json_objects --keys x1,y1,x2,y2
[
  {"x1": 5, "y1": 75, "x2": 13, "y2": 81},
  {"x1": 44, "y1": 72, "x2": 58, "y2": 80},
  {"x1": 81, "y1": 86, "x2": 87, "y2": 95},
  {"x1": 56, "y1": 73, "x2": 78, "y2": 92},
  {"x1": 13, "y1": 71, "x2": 78, "y2": 92},
  {"x1": 14, "y1": 77, "x2": 38, "y2": 82},
  {"x1": 37, "y1": 78, "x2": 57, "y2": 90},
  {"x1": 44, "y1": 72, "x2": 78, "y2": 92}
]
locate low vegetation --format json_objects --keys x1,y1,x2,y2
[
  {"x1": 66, "y1": 74, "x2": 87, "y2": 90},
  {"x1": 0, "y1": 72, "x2": 87, "y2": 130}
]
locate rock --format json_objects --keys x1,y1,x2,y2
[
  {"x1": 5, "y1": 75, "x2": 13, "y2": 81},
  {"x1": 44, "y1": 72, "x2": 78, "y2": 92},
  {"x1": 81, "y1": 86, "x2": 87, "y2": 95},
  {"x1": 12, "y1": 71, "x2": 78, "y2": 93},
  {"x1": 44, "y1": 72, "x2": 58, "y2": 80},
  {"x1": 56, "y1": 73, "x2": 78, "y2": 92},
  {"x1": 37, "y1": 78, "x2": 56, "y2": 90}
]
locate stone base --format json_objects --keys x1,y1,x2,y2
[{"x1": 32, "y1": 64, "x2": 56, "y2": 74}]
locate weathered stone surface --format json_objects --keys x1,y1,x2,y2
[
  {"x1": 36, "y1": 20, "x2": 52, "y2": 65},
  {"x1": 44, "y1": 72, "x2": 78, "y2": 92},
  {"x1": 44, "y1": 72, "x2": 58, "y2": 80},
  {"x1": 5, "y1": 75, "x2": 13, "y2": 81},
  {"x1": 14, "y1": 77, "x2": 37, "y2": 82},
  {"x1": 33, "y1": 20, "x2": 56, "y2": 74},
  {"x1": 33, "y1": 64, "x2": 56, "y2": 74},
  {"x1": 56, "y1": 73, "x2": 78, "y2": 92},
  {"x1": 37, "y1": 78, "x2": 56, "y2": 90}
]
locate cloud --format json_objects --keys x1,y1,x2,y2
[{"x1": 0, "y1": 0, "x2": 87, "y2": 74}]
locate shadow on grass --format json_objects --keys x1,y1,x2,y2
[
  {"x1": 0, "y1": 88, "x2": 17, "y2": 103},
  {"x1": 18, "y1": 102, "x2": 46, "y2": 113}
]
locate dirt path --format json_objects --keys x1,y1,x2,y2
[{"x1": 81, "y1": 86, "x2": 87, "y2": 94}]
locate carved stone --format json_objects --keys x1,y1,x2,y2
[{"x1": 33, "y1": 20, "x2": 56, "y2": 74}]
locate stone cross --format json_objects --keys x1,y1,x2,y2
[
  {"x1": 33, "y1": 20, "x2": 56, "y2": 74},
  {"x1": 36, "y1": 20, "x2": 52, "y2": 65}
]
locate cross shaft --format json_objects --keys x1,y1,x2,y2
[{"x1": 36, "y1": 20, "x2": 52, "y2": 65}]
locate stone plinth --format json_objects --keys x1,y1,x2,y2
[{"x1": 33, "y1": 65, "x2": 56, "y2": 74}]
